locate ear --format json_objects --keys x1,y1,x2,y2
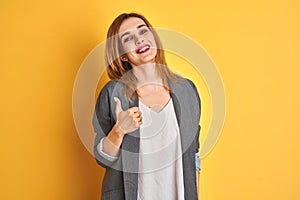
[{"x1": 121, "y1": 56, "x2": 128, "y2": 62}]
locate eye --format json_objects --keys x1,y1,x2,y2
[
  {"x1": 123, "y1": 36, "x2": 133, "y2": 43},
  {"x1": 139, "y1": 28, "x2": 148, "y2": 35}
]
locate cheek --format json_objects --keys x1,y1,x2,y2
[
  {"x1": 153, "y1": 48, "x2": 157, "y2": 55},
  {"x1": 149, "y1": 35, "x2": 157, "y2": 48},
  {"x1": 122, "y1": 43, "x2": 136, "y2": 53}
]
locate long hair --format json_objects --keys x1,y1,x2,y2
[{"x1": 105, "y1": 12, "x2": 179, "y2": 102}]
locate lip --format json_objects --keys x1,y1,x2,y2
[{"x1": 136, "y1": 44, "x2": 150, "y2": 54}]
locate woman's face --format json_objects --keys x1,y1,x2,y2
[{"x1": 118, "y1": 17, "x2": 157, "y2": 67}]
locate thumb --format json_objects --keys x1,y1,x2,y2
[{"x1": 114, "y1": 97, "x2": 123, "y2": 117}]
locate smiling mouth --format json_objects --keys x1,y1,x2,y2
[{"x1": 136, "y1": 45, "x2": 150, "y2": 54}]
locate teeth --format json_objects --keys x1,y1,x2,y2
[{"x1": 138, "y1": 45, "x2": 149, "y2": 53}]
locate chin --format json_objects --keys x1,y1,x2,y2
[
  {"x1": 142, "y1": 56, "x2": 156, "y2": 64},
  {"x1": 145, "y1": 50, "x2": 157, "y2": 62}
]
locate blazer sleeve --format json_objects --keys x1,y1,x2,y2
[
  {"x1": 92, "y1": 81, "x2": 120, "y2": 168},
  {"x1": 186, "y1": 79, "x2": 202, "y2": 154}
]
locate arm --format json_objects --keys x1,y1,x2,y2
[
  {"x1": 96, "y1": 134, "x2": 121, "y2": 162},
  {"x1": 93, "y1": 81, "x2": 142, "y2": 168},
  {"x1": 188, "y1": 78, "x2": 202, "y2": 198},
  {"x1": 102, "y1": 123, "x2": 124, "y2": 157},
  {"x1": 93, "y1": 81, "x2": 121, "y2": 168},
  {"x1": 101, "y1": 96, "x2": 142, "y2": 156}
]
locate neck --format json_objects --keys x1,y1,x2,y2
[{"x1": 132, "y1": 63, "x2": 163, "y2": 88}]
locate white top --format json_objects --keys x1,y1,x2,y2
[{"x1": 137, "y1": 98, "x2": 185, "y2": 200}]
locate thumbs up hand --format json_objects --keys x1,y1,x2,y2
[{"x1": 114, "y1": 97, "x2": 143, "y2": 135}]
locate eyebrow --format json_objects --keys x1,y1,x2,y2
[{"x1": 120, "y1": 24, "x2": 147, "y2": 39}]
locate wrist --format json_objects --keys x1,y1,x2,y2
[{"x1": 113, "y1": 123, "x2": 126, "y2": 137}]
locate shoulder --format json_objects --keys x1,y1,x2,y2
[
  {"x1": 176, "y1": 76, "x2": 201, "y2": 105},
  {"x1": 95, "y1": 80, "x2": 126, "y2": 106},
  {"x1": 98, "y1": 80, "x2": 124, "y2": 97},
  {"x1": 185, "y1": 78, "x2": 198, "y2": 94},
  {"x1": 173, "y1": 75, "x2": 198, "y2": 93},
  {"x1": 172, "y1": 74, "x2": 195, "y2": 85},
  {"x1": 101, "y1": 80, "x2": 118, "y2": 92},
  {"x1": 95, "y1": 80, "x2": 117, "y2": 105}
]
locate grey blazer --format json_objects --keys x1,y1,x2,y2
[{"x1": 93, "y1": 76, "x2": 201, "y2": 200}]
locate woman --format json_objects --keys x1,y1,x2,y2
[{"x1": 93, "y1": 13, "x2": 201, "y2": 200}]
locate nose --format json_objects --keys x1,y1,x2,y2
[{"x1": 135, "y1": 36, "x2": 144, "y2": 46}]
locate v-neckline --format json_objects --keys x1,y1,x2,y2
[{"x1": 139, "y1": 98, "x2": 172, "y2": 114}]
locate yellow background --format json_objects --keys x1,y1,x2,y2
[{"x1": 1, "y1": 0, "x2": 299, "y2": 199}]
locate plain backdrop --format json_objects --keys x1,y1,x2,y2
[{"x1": 0, "y1": 0, "x2": 299, "y2": 199}]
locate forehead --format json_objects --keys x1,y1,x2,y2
[{"x1": 118, "y1": 17, "x2": 147, "y2": 34}]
